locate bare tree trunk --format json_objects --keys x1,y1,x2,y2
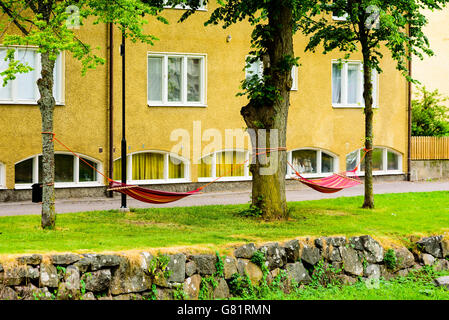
[
  {"x1": 38, "y1": 51, "x2": 56, "y2": 228},
  {"x1": 241, "y1": 3, "x2": 293, "y2": 220},
  {"x1": 362, "y1": 50, "x2": 374, "y2": 209}
]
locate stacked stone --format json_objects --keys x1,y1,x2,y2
[{"x1": 0, "y1": 235, "x2": 448, "y2": 300}]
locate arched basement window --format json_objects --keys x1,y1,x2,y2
[
  {"x1": 113, "y1": 151, "x2": 188, "y2": 184},
  {"x1": 198, "y1": 150, "x2": 251, "y2": 181},
  {"x1": 346, "y1": 147, "x2": 402, "y2": 174},
  {"x1": 14, "y1": 153, "x2": 102, "y2": 188},
  {"x1": 287, "y1": 148, "x2": 338, "y2": 177}
]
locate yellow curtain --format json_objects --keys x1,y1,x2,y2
[
  {"x1": 113, "y1": 159, "x2": 121, "y2": 181},
  {"x1": 132, "y1": 153, "x2": 164, "y2": 180},
  {"x1": 216, "y1": 151, "x2": 245, "y2": 177},
  {"x1": 198, "y1": 154, "x2": 213, "y2": 178},
  {"x1": 169, "y1": 156, "x2": 184, "y2": 179}
]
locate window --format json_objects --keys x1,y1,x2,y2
[
  {"x1": 113, "y1": 151, "x2": 189, "y2": 184},
  {"x1": 346, "y1": 147, "x2": 402, "y2": 174},
  {"x1": 14, "y1": 153, "x2": 101, "y2": 188},
  {"x1": 287, "y1": 149, "x2": 338, "y2": 177},
  {"x1": 0, "y1": 47, "x2": 63, "y2": 104},
  {"x1": 148, "y1": 53, "x2": 206, "y2": 107},
  {"x1": 332, "y1": 60, "x2": 377, "y2": 108},
  {"x1": 0, "y1": 162, "x2": 5, "y2": 188},
  {"x1": 245, "y1": 57, "x2": 298, "y2": 91},
  {"x1": 198, "y1": 150, "x2": 251, "y2": 181},
  {"x1": 163, "y1": 0, "x2": 206, "y2": 10}
]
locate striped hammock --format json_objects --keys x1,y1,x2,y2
[
  {"x1": 292, "y1": 172, "x2": 362, "y2": 193},
  {"x1": 108, "y1": 181, "x2": 201, "y2": 204}
]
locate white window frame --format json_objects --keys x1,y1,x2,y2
[
  {"x1": 331, "y1": 60, "x2": 378, "y2": 108},
  {"x1": 115, "y1": 151, "x2": 190, "y2": 185},
  {"x1": 147, "y1": 52, "x2": 207, "y2": 107},
  {"x1": 198, "y1": 149, "x2": 251, "y2": 182},
  {"x1": 346, "y1": 147, "x2": 403, "y2": 176},
  {"x1": 163, "y1": 0, "x2": 207, "y2": 10},
  {"x1": 0, "y1": 162, "x2": 5, "y2": 189},
  {"x1": 287, "y1": 148, "x2": 339, "y2": 179},
  {"x1": 245, "y1": 56, "x2": 298, "y2": 91},
  {"x1": 0, "y1": 46, "x2": 65, "y2": 105},
  {"x1": 14, "y1": 153, "x2": 103, "y2": 189}
]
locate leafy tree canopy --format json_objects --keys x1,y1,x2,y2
[{"x1": 412, "y1": 86, "x2": 449, "y2": 136}]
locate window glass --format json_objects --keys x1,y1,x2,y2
[
  {"x1": 113, "y1": 158, "x2": 122, "y2": 181},
  {"x1": 216, "y1": 151, "x2": 245, "y2": 177},
  {"x1": 167, "y1": 57, "x2": 182, "y2": 102},
  {"x1": 0, "y1": 50, "x2": 12, "y2": 100},
  {"x1": 15, "y1": 158, "x2": 33, "y2": 183},
  {"x1": 54, "y1": 154, "x2": 74, "y2": 182},
  {"x1": 361, "y1": 148, "x2": 383, "y2": 171},
  {"x1": 199, "y1": 154, "x2": 213, "y2": 178},
  {"x1": 148, "y1": 57, "x2": 163, "y2": 101},
  {"x1": 79, "y1": 158, "x2": 97, "y2": 182},
  {"x1": 246, "y1": 59, "x2": 262, "y2": 80},
  {"x1": 292, "y1": 150, "x2": 317, "y2": 174},
  {"x1": 346, "y1": 150, "x2": 358, "y2": 171},
  {"x1": 16, "y1": 49, "x2": 36, "y2": 100},
  {"x1": 387, "y1": 151, "x2": 399, "y2": 170},
  {"x1": 187, "y1": 58, "x2": 201, "y2": 102},
  {"x1": 132, "y1": 153, "x2": 164, "y2": 180},
  {"x1": 332, "y1": 63, "x2": 342, "y2": 104},
  {"x1": 169, "y1": 155, "x2": 184, "y2": 179},
  {"x1": 347, "y1": 64, "x2": 359, "y2": 104},
  {"x1": 322, "y1": 152, "x2": 334, "y2": 173}
]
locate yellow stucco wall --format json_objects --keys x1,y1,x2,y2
[
  {"x1": 0, "y1": 6, "x2": 408, "y2": 190},
  {"x1": 412, "y1": 8, "x2": 449, "y2": 106}
]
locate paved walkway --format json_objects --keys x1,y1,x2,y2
[{"x1": 0, "y1": 180, "x2": 447, "y2": 216}]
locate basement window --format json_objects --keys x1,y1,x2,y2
[
  {"x1": 346, "y1": 147, "x2": 402, "y2": 175},
  {"x1": 14, "y1": 153, "x2": 102, "y2": 189},
  {"x1": 198, "y1": 150, "x2": 251, "y2": 182}
]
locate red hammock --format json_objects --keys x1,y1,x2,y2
[
  {"x1": 108, "y1": 181, "x2": 201, "y2": 204},
  {"x1": 292, "y1": 171, "x2": 361, "y2": 193}
]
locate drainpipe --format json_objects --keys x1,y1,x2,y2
[
  {"x1": 108, "y1": 22, "x2": 114, "y2": 197},
  {"x1": 407, "y1": 25, "x2": 412, "y2": 181}
]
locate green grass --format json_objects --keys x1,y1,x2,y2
[
  {"x1": 231, "y1": 268, "x2": 449, "y2": 300},
  {"x1": 0, "y1": 191, "x2": 448, "y2": 255}
]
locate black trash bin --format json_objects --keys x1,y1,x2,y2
[{"x1": 32, "y1": 183, "x2": 43, "y2": 203}]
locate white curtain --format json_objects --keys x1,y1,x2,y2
[
  {"x1": 347, "y1": 64, "x2": 359, "y2": 104},
  {"x1": 0, "y1": 49, "x2": 12, "y2": 100},
  {"x1": 148, "y1": 57, "x2": 163, "y2": 102},
  {"x1": 187, "y1": 57, "x2": 201, "y2": 102},
  {"x1": 16, "y1": 49, "x2": 36, "y2": 100},
  {"x1": 168, "y1": 57, "x2": 182, "y2": 102},
  {"x1": 332, "y1": 63, "x2": 342, "y2": 104}
]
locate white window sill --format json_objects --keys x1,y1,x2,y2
[
  {"x1": 124, "y1": 178, "x2": 191, "y2": 185},
  {"x1": 332, "y1": 104, "x2": 378, "y2": 109},
  {"x1": 0, "y1": 101, "x2": 65, "y2": 106},
  {"x1": 198, "y1": 176, "x2": 252, "y2": 183},
  {"x1": 287, "y1": 172, "x2": 335, "y2": 179},
  {"x1": 353, "y1": 170, "x2": 404, "y2": 177},
  {"x1": 333, "y1": 16, "x2": 348, "y2": 21},
  {"x1": 148, "y1": 102, "x2": 207, "y2": 108},
  {"x1": 15, "y1": 182, "x2": 104, "y2": 190},
  {"x1": 0, "y1": 186, "x2": 6, "y2": 190}
]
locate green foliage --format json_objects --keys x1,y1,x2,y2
[
  {"x1": 238, "y1": 203, "x2": 263, "y2": 218},
  {"x1": 384, "y1": 248, "x2": 398, "y2": 270},
  {"x1": 412, "y1": 86, "x2": 449, "y2": 137},
  {"x1": 173, "y1": 284, "x2": 188, "y2": 300},
  {"x1": 215, "y1": 251, "x2": 225, "y2": 278},
  {"x1": 198, "y1": 276, "x2": 218, "y2": 300},
  {"x1": 310, "y1": 260, "x2": 342, "y2": 288},
  {"x1": 228, "y1": 273, "x2": 256, "y2": 298},
  {"x1": 148, "y1": 253, "x2": 172, "y2": 280}
]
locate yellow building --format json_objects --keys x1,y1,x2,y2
[
  {"x1": 0, "y1": 4, "x2": 409, "y2": 201},
  {"x1": 412, "y1": 8, "x2": 449, "y2": 106}
]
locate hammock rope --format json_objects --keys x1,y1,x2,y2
[{"x1": 42, "y1": 132, "x2": 370, "y2": 202}]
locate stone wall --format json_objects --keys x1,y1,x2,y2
[
  {"x1": 1, "y1": 235, "x2": 448, "y2": 300},
  {"x1": 411, "y1": 160, "x2": 449, "y2": 181}
]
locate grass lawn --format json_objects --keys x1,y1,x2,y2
[{"x1": 0, "y1": 191, "x2": 448, "y2": 255}]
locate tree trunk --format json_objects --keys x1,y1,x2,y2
[
  {"x1": 362, "y1": 51, "x2": 374, "y2": 209},
  {"x1": 38, "y1": 51, "x2": 56, "y2": 228},
  {"x1": 241, "y1": 3, "x2": 293, "y2": 220}
]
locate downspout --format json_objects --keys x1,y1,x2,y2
[
  {"x1": 108, "y1": 22, "x2": 114, "y2": 197},
  {"x1": 407, "y1": 24, "x2": 412, "y2": 181}
]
